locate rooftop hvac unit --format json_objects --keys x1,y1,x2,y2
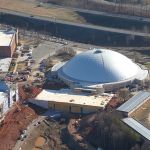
[{"x1": 96, "y1": 86, "x2": 105, "y2": 95}]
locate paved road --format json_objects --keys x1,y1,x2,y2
[
  {"x1": 12, "y1": 115, "x2": 46, "y2": 150},
  {"x1": 12, "y1": 109, "x2": 62, "y2": 150},
  {"x1": 32, "y1": 41, "x2": 63, "y2": 63},
  {"x1": 1, "y1": 8, "x2": 150, "y2": 38}
]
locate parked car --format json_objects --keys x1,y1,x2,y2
[
  {"x1": 34, "y1": 121, "x2": 41, "y2": 126},
  {"x1": 27, "y1": 53, "x2": 32, "y2": 56},
  {"x1": 28, "y1": 56, "x2": 32, "y2": 59},
  {"x1": 20, "y1": 134, "x2": 27, "y2": 141},
  {"x1": 46, "y1": 110, "x2": 62, "y2": 121},
  {"x1": 30, "y1": 59, "x2": 35, "y2": 63}
]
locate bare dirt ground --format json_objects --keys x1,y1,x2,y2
[
  {"x1": 0, "y1": 0, "x2": 86, "y2": 23},
  {"x1": 0, "y1": 104, "x2": 37, "y2": 150},
  {"x1": 14, "y1": 117, "x2": 69, "y2": 150}
]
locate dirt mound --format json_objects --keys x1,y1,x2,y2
[
  {"x1": 66, "y1": 118, "x2": 96, "y2": 150},
  {"x1": 34, "y1": 136, "x2": 46, "y2": 148},
  {"x1": 19, "y1": 84, "x2": 42, "y2": 101},
  {"x1": 32, "y1": 148, "x2": 41, "y2": 150},
  {"x1": 0, "y1": 104, "x2": 37, "y2": 150}
]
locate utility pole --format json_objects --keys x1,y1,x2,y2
[{"x1": 54, "y1": 17, "x2": 57, "y2": 37}]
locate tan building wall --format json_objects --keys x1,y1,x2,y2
[
  {"x1": 0, "y1": 32, "x2": 18, "y2": 57},
  {"x1": 48, "y1": 101, "x2": 100, "y2": 113},
  {"x1": 10, "y1": 33, "x2": 17, "y2": 57}
]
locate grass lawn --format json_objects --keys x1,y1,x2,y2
[
  {"x1": 0, "y1": 0, "x2": 85, "y2": 23},
  {"x1": 144, "y1": 62, "x2": 150, "y2": 69}
]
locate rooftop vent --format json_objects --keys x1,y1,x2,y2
[
  {"x1": 94, "y1": 49, "x2": 102, "y2": 54},
  {"x1": 70, "y1": 99, "x2": 74, "y2": 102}
]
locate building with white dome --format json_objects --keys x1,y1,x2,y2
[{"x1": 52, "y1": 49, "x2": 149, "y2": 92}]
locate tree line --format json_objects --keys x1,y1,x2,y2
[
  {"x1": 42, "y1": 0, "x2": 150, "y2": 17},
  {"x1": 78, "y1": 111, "x2": 150, "y2": 150}
]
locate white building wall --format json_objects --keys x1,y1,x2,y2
[
  {"x1": 16, "y1": 87, "x2": 19, "y2": 101},
  {"x1": 0, "y1": 83, "x2": 19, "y2": 116},
  {"x1": 2, "y1": 96, "x2": 9, "y2": 114},
  {"x1": 9, "y1": 90, "x2": 15, "y2": 106}
]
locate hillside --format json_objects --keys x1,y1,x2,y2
[
  {"x1": 75, "y1": 111, "x2": 150, "y2": 150},
  {"x1": 43, "y1": 0, "x2": 150, "y2": 17}
]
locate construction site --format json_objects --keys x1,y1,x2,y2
[
  {"x1": 0, "y1": 1, "x2": 150, "y2": 149},
  {"x1": 0, "y1": 23, "x2": 148, "y2": 149}
]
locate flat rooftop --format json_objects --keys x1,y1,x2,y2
[
  {"x1": 0, "y1": 58, "x2": 12, "y2": 72},
  {"x1": 0, "y1": 30, "x2": 15, "y2": 46},
  {"x1": 34, "y1": 89, "x2": 113, "y2": 108}
]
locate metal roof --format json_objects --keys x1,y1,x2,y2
[
  {"x1": 117, "y1": 91, "x2": 150, "y2": 113},
  {"x1": 123, "y1": 118, "x2": 150, "y2": 141},
  {"x1": 61, "y1": 49, "x2": 143, "y2": 84}
]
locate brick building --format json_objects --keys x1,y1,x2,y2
[{"x1": 0, "y1": 29, "x2": 18, "y2": 57}]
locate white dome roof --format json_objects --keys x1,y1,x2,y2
[{"x1": 61, "y1": 49, "x2": 140, "y2": 84}]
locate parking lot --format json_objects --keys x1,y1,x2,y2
[
  {"x1": 32, "y1": 41, "x2": 63, "y2": 63},
  {"x1": 4, "y1": 34, "x2": 68, "y2": 84}
]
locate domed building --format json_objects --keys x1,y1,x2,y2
[{"x1": 52, "y1": 49, "x2": 149, "y2": 92}]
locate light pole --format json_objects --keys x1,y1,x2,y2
[{"x1": 54, "y1": 17, "x2": 57, "y2": 37}]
